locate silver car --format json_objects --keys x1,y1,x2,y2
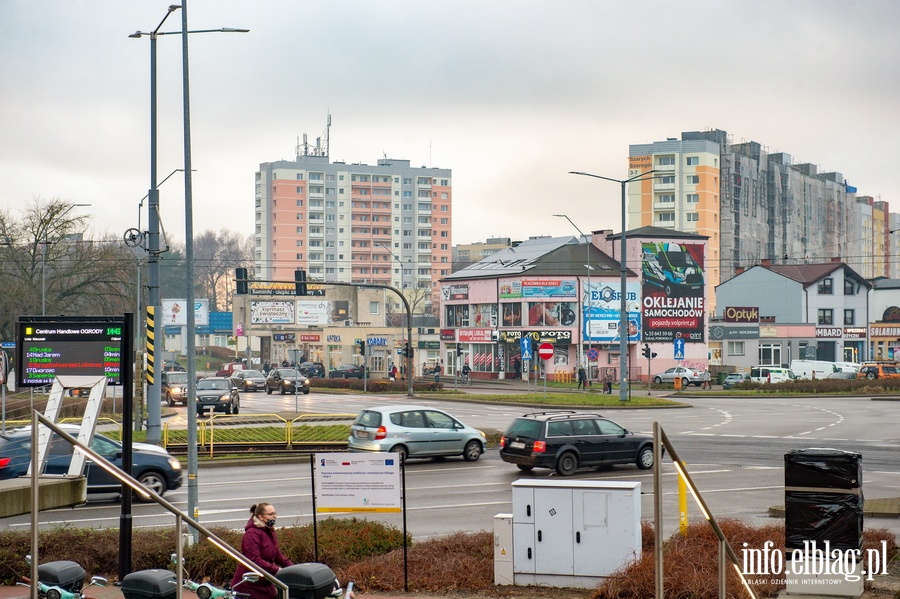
[
  {"x1": 652, "y1": 366, "x2": 710, "y2": 387},
  {"x1": 348, "y1": 405, "x2": 486, "y2": 463}
]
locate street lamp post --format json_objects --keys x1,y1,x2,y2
[
  {"x1": 553, "y1": 214, "x2": 593, "y2": 380},
  {"x1": 131, "y1": 1, "x2": 248, "y2": 537},
  {"x1": 569, "y1": 170, "x2": 659, "y2": 402},
  {"x1": 375, "y1": 242, "x2": 410, "y2": 377}
]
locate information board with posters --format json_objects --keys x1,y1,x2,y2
[
  {"x1": 162, "y1": 299, "x2": 210, "y2": 326},
  {"x1": 641, "y1": 242, "x2": 706, "y2": 342},
  {"x1": 585, "y1": 281, "x2": 641, "y2": 343},
  {"x1": 16, "y1": 315, "x2": 128, "y2": 386},
  {"x1": 314, "y1": 452, "x2": 402, "y2": 513}
]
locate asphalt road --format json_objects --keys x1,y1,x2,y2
[{"x1": 4, "y1": 393, "x2": 899, "y2": 541}]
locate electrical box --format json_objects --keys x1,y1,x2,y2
[
  {"x1": 509, "y1": 479, "x2": 641, "y2": 588},
  {"x1": 493, "y1": 514, "x2": 514, "y2": 585}
]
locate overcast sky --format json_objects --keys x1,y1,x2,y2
[{"x1": 3, "y1": 1, "x2": 899, "y2": 248}]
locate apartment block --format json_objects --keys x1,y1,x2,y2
[
  {"x1": 628, "y1": 129, "x2": 886, "y2": 296},
  {"x1": 255, "y1": 152, "x2": 452, "y2": 307}
]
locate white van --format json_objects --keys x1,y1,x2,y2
[
  {"x1": 832, "y1": 361, "x2": 861, "y2": 373},
  {"x1": 789, "y1": 360, "x2": 839, "y2": 380},
  {"x1": 750, "y1": 366, "x2": 797, "y2": 384}
]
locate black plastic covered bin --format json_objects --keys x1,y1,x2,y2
[
  {"x1": 275, "y1": 563, "x2": 338, "y2": 599},
  {"x1": 121, "y1": 569, "x2": 177, "y2": 599},
  {"x1": 37, "y1": 561, "x2": 85, "y2": 593},
  {"x1": 784, "y1": 448, "x2": 863, "y2": 552}
]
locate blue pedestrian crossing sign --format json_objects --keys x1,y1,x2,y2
[
  {"x1": 673, "y1": 337, "x2": 685, "y2": 360},
  {"x1": 520, "y1": 337, "x2": 533, "y2": 360}
]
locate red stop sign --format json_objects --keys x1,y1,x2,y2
[{"x1": 538, "y1": 343, "x2": 554, "y2": 360}]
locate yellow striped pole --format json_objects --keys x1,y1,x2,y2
[{"x1": 146, "y1": 305, "x2": 155, "y2": 385}]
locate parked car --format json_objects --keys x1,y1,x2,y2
[
  {"x1": 231, "y1": 369, "x2": 267, "y2": 392},
  {"x1": 499, "y1": 411, "x2": 657, "y2": 476},
  {"x1": 196, "y1": 376, "x2": 240, "y2": 415},
  {"x1": 163, "y1": 360, "x2": 185, "y2": 372},
  {"x1": 161, "y1": 370, "x2": 190, "y2": 406},
  {"x1": 0, "y1": 424, "x2": 182, "y2": 500},
  {"x1": 652, "y1": 366, "x2": 709, "y2": 387},
  {"x1": 265, "y1": 368, "x2": 311, "y2": 394},
  {"x1": 827, "y1": 371, "x2": 858, "y2": 379},
  {"x1": 299, "y1": 361, "x2": 326, "y2": 378},
  {"x1": 857, "y1": 363, "x2": 900, "y2": 380},
  {"x1": 215, "y1": 362, "x2": 245, "y2": 377},
  {"x1": 348, "y1": 405, "x2": 485, "y2": 462},
  {"x1": 329, "y1": 364, "x2": 366, "y2": 379},
  {"x1": 721, "y1": 373, "x2": 749, "y2": 389}
]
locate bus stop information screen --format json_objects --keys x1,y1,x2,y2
[{"x1": 16, "y1": 319, "x2": 125, "y2": 386}]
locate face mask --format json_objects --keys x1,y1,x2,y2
[{"x1": 266, "y1": 519, "x2": 276, "y2": 527}]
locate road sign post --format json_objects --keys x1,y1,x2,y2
[{"x1": 538, "y1": 343, "x2": 554, "y2": 397}]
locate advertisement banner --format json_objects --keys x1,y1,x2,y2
[
  {"x1": 251, "y1": 300, "x2": 294, "y2": 324},
  {"x1": 499, "y1": 279, "x2": 522, "y2": 299},
  {"x1": 459, "y1": 329, "x2": 494, "y2": 343},
  {"x1": 585, "y1": 282, "x2": 641, "y2": 343},
  {"x1": 641, "y1": 242, "x2": 706, "y2": 342},
  {"x1": 296, "y1": 301, "x2": 328, "y2": 325},
  {"x1": 521, "y1": 279, "x2": 578, "y2": 299},
  {"x1": 162, "y1": 299, "x2": 209, "y2": 326}
]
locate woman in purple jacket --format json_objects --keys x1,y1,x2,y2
[{"x1": 232, "y1": 502, "x2": 293, "y2": 599}]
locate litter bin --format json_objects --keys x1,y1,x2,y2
[
  {"x1": 673, "y1": 376, "x2": 682, "y2": 390},
  {"x1": 717, "y1": 372, "x2": 728, "y2": 385},
  {"x1": 784, "y1": 448, "x2": 862, "y2": 551},
  {"x1": 276, "y1": 563, "x2": 340, "y2": 599}
]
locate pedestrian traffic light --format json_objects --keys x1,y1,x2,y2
[
  {"x1": 294, "y1": 268, "x2": 308, "y2": 296},
  {"x1": 456, "y1": 344, "x2": 462, "y2": 357},
  {"x1": 357, "y1": 340, "x2": 366, "y2": 355},
  {"x1": 642, "y1": 344, "x2": 651, "y2": 359},
  {"x1": 235, "y1": 267, "x2": 248, "y2": 295},
  {"x1": 405, "y1": 343, "x2": 414, "y2": 359}
]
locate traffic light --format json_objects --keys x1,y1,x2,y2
[
  {"x1": 235, "y1": 267, "x2": 248, "y2": 295},
  {"x1": 294, "y1": 268, "x2": 308, "y2": 296},
  {"x1": 404, "y1": 342, "x2": 414, "y2": 359},
  {"x1": 456, "y1": 344, "x2": 463, "y2": 357},
  {"x1": 642, "y1": 344, "x2": 652, "y2": 359},
  {"x1": 357, "y1": 340, "x2": 366, "y2": 355}
]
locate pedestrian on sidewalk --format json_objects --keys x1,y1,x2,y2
[
  {"x1": 232, "y1": 502, "x2": 293, "y2": 599},
  {"x1": 604, "y1": 369, "x2": 614, "y2": 394},
  {"x1": 577, "y1": 366, "x2": 587, "y2": 390}
]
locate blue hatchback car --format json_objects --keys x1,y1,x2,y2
[{"x1": 0, "y1": 425, "x2": 183, "y2": 501}]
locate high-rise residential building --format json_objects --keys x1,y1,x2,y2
[
  {"x1": 255, "y1": 146, "x2": 452, "y2": 310},
  {"x1": 627, "y1": 129, "x2": 887, "y2": 301},
  {"x1": 452, "y1": 237, "x2": 513, "y2": 272}
]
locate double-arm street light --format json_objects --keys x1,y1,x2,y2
[
  {"x1": 553, "y1": 214, "x2": 594, "y2": 380},
  {"x1": 569, "y1": 169, "x2": 659, "y2": 402},
  {"x1": 131, "y1": 1, "x2": 248, "y2": 540}
]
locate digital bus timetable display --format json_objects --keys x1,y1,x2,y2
[{"x1": 16, "y1": 317, "x2": 126, "y2": 386}]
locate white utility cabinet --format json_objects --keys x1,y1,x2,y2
[{"x1": 508, "y1": 479, "x2": 641, "y2": 588}]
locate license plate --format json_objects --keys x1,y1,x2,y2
[
  {"x1": 355, "y1": 430, "x2": 369, "y2": 439},
  {"x1": 510, "y1": 441, "x2": 526, "y2": 449}
]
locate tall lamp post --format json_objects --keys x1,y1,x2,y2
[
  {"x1": 132, "y1": 1, "x2": 248, "y2": 535},
  {"x1": 553, "y1": 214, "x2": 593, "y2": 379},
  {"x1": 569, "y1": 169, "x2": 659, "y2": 402},
  {"x1": 375, "y1": 242, "x2": 410, "y2": 376}
]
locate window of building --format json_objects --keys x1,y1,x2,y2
[
  {"x1": 309, "y1": 173, "x2": 323, "y2": 181},
  {"x1": 441, "y1": 192, "x2": 448, "y2": 199},
  {"x1": 844, "y1": 309, "x2": 855, "y2": 325},
  {"x1": 758, "y1": 343, "x2": 781, "y2": 366},
  {"x1": 296, "y1": 226, "x2": 303, "y2": 233},
  {"x1": 295, "y1": 253, "x2": 303, "y2": 260},
  {"x1": 657, "y1": 212, "x2": 675, "y2": 222},
  {"x1": 727, "y1": 341, "x2": 744, "y2": 356},
  {"x1": 686, "y1": 212, "x2": 699, "y2": 222},
  {"x1": 686, "y1": 156, "x2": 699, "y2": 166},
  {"x1": 369, "y1": 301, "x2": 379, "y2": 315},
  {"x1": 844, "y1": 279, "x2": 855, "y2": 295},
  {"x1": 818, "y1": 278, "x2": 833, "y2": 294},
  {"x1": 817, "y1": 309, "x2": 833, "y2": 325},
  {"x1": 686, "y1": 193, "x2": 699, "y2": 204},
  {"x1": 296, "y1": 186, "x2": 303, "y2": 193},
  {"x1": 661, "y1": 175, "x2": 675, "y2": 184},
  {"x1": 296, "y1": 173, "x2": 303, "y2": 180},
  {"x1": 686, "y1": 175, "x2": 700, "y2": 184},
  {"x1": 657, "y1": 155, "x2": 675, "y2": 165},
  {"x1": 657, "y1": 194, "x2": 674, "y2": 203},
  {"x1": 440, "y1": 179, "x2": 449, "y2": 186}
]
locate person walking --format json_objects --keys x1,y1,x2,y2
[
  {"x1": 577, "y1": 366, "x2": 587, "y2": 390},
  {"x1": 605, "y1": 369, "x2": 614, "y2": 394},
  {"x1": 232, "y1": 502, "x2": 293, "y2": 599},
  {"x1": 434, "y1": 362, "x2": 442, "y2": 383}
]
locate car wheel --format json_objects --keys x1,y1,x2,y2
[
  {"x1": 664, "y1": 283, "x2": 674, "y2": 296},
  {"x1": 516, "y1": 464, "x2": 534, "y2": 472},
  {"x1": 867, "y1": 372, "x2": 876, "y2": 380},
  {"x1": 463, "y1": 440, "x2": 482, "y2": 462},
  {"x1": 225, "y1": 402, "x2": 233, "y2": 415},
  {"x1": 167, "y1": 393, "x2": 175, "y2": 407},
  {"x1": 303, "y1": 388, "x2": 310, "y2": 395},
  {"x1": 280, "y1": 386, "x2": 287, "y2": 395},
  {"x1": 654, "y1": 376, "x2": 663, "y2": 384},
  {"x1": 136, "y1": 471, "x2": 167, "y2": 500},
  {"x1": 232, "y1": 400, "x2": 239, "y2": 415},
  {"x1": 266, "y1": 386, "x2": 273, "y2": 395},
  {"x1": 555, "y1": 452, "x2": 578, "y2": 476},
  {"x1": 390, "y1": 444, "x2": 409, "y2": 463},
  {"x1": 636, "y1": 446, "x2": 654, "y2": 470},
  {"x1": 681, "y1": 378, "x2": 689, "y2": 388}
]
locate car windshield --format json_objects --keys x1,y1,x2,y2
[
  {"x1": 167, "y1": 373, "x2": 188, "y2": 384},
  {"x1": 241, "y1": 370, "x2": 264, "y2": 378},
  {"x1": 197, "y1": 380, "x2": 229, "y2": 391},
  {"x1": 664, "y1": 250, "x2": 697, "y2": 268},
  {"x1": 277, "y1": 369, "x2": 299, "y2": 377}
]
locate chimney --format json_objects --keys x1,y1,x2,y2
[
  {"x1": 735, "y1": 266, "x2": 745, "y2": 275},
  {"x1": 761, "y1": 259, "x2": 772, "y2": 267},
  {"x1": 831, "y1": 257, "x2": 842, "y2": 263}
]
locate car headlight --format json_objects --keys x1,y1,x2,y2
[{"x1": 168, "y1": 457, "x2": 182, "y2": 470}]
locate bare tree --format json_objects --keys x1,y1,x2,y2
[
  {"x1": 193, "y1": 229, "x2": 253, "y2": 312},
  {"x1": 0, "y1": 198, "x2": 135, "y2": 340}
]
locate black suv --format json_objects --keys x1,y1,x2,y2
[
  {"x1": 196, "y1": 376, "x2": 240, "y2": 415},
  {"x1": 499, "y1": 411, "x2": 657, "y2": 476}
]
